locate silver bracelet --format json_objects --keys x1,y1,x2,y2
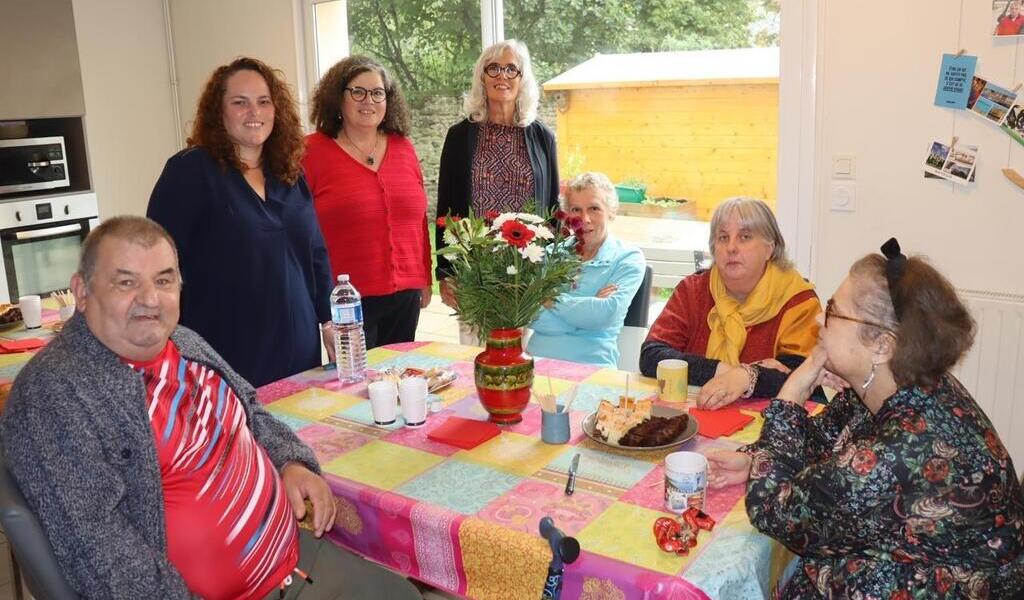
[{"x1": 740, "y1": 363, "x2": 760, "y2": 398}]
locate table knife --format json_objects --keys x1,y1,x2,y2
[{"x1": 565, "y1": 453, "x2": 581, "y2": 496}]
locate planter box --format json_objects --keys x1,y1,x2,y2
[
  {"x1": 617, "y1": 200, "x2": 696, "y2": 220},
  {"x1": 615, "y1": 184, "x2": 647, "y2": 204}
]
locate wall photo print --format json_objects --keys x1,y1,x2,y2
[
  {"x1": 994, "y1": 0, "x2": 1024, "y2": 36},
  {"x1": 967, "y1": 76, "x2": 1017, "y2": 124},
  {"x1": 1003, "y1": 103, "x2": 1024, "y2": 146},
  {"x1": 924, "y1": 140, "x2": 978, "y2": 185}
]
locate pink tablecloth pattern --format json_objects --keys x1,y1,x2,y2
[{"x1": 259, "y1": 342, "x2": 794, "y2": 600}]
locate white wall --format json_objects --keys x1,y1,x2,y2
[
  {"x1": 168, "y1": 0, "x2": 302, "y2": 139},
  {"x1": 810, "y1": 0, "x2": 1024, "y2": 299},
  {"x1": 71, "y1": 0, "x2": 178, "y2": 218}
]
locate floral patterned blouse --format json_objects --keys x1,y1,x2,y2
[
  {"x1": 470, "y1": 123, "x2": 534, "y2": 216},
  {"x1": 744, "y1": 374, "x2": 1024, "y2": 599}
]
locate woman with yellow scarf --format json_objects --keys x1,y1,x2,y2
[{"x1": 640, "y1": 198, "x2": 821, "y2": 409}]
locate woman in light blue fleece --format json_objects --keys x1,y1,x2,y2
[{"x1": 527, "y1": 172, "x2": 646, "y2": 367}]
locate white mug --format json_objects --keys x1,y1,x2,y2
[
  {"x1": 664, "y1": 451, "x2": 708, "y2": 513},
  {"x1": 399, "y1": 376, "x2": 428, "y2": 427},
  {"x1": 367, "y1": 380, "x2": 398, "y2": 426},
  {"x1": 19, "y1": 295, "x2": 41, "y2": 329}
]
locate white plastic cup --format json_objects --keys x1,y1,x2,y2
[
  {"x1": 367, "y1": 380, "x2": 398, "y2": 426},
  {"x1": 19, "y1": 295, "x2": 41, "y2": 329},
  {"x1": 664, "y1": 451, "x2": 708, "y2": 513},
  {"x1": 399, "y1": 376, "x2": 428, "y2": 427}
]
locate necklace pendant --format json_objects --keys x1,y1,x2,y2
[{"x1": 366, "y1": 156, "x2": 375, "y2": 165}]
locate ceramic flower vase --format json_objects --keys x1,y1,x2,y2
[{"x1": 474, "y1": 328, "x2": 533, "y2": 424}]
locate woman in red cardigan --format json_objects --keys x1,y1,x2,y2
[
  {"x1": 303, "y1": 56, "x2": 432, "y2": 349},
  {"x1": 640, "y1": 198, "x2": 821, "y2": 408}
]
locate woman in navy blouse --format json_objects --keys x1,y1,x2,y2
[{"x1": 148, "y1": 57, "x2": 333, "y2": 387}]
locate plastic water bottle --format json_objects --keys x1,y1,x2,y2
[{"x1": 330, "y1": 274, "x2": 367, "y2": 383}]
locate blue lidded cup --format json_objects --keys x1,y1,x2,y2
[{"x1": 541, "y1": 406, "x2": 570, "y2": 444}]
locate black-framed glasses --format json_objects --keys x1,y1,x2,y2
[
  {"x1": 484, "y1": 62, "x2": 522, "y2": 79},
  {"x1": 825, "y1": 298, "x2": 897, "y2": 334},
  {"x1": 344, "y1": 87, "x2": 387, "y2": 103}
]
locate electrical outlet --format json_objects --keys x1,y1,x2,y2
[{"x1": 829, "y1": 181, "x2": 856, "y2": 212}]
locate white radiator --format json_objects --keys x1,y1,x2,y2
[{"x1": 953, "y1": 289, "x2": 1024, "y2": 476}]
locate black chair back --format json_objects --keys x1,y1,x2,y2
[
  {"x1": 623, "y1": 266, "x2": 654, "y2": 328},
  {"x1": 0, "y1": 449, "x2": 79, "y2": 599}
]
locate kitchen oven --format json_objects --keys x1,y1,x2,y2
[
  {"x1": 0, "y1": 136, "x2": 71, "y2": 195},
  {"x1": 0, "y1": 192, "x2": 98, "y2": 303}
]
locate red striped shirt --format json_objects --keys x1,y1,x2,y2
[{"x1": 123, "y1": 341, "x2": 298, "y2": 600}]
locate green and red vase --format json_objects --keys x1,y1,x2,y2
[{"x1": 474, "y1": 328, "x2": 533, "y2": 424}]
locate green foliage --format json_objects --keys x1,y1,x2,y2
[
  {"x1": 437, "y1": 212, "x2": 582, "y2": 335},
  {"x1": 347, "y1": 0, "x2": 776, "y2": 105}
]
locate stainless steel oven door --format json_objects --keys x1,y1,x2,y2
[{"x1": 0, "y1": 219, "x2": 93, "y2": 303}]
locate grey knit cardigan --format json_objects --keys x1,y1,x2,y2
[{"x1": 0, "y1": 313, "x2": 320, "y2": 599}]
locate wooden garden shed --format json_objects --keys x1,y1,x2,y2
[{"x1": 543, "y1": 47, "x2": 779, "y2": 220}]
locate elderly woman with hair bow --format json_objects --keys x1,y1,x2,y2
[{"x1": 707, "y1": 239, "x2": 1024, "y2": 598}]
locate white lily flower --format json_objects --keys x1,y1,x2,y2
[
  {"x1": 506, "y1": 265, "x2": 518, "y2": 275},
  {"x1": 520, "y1": 244, "x2": 544, "y2": 263}
]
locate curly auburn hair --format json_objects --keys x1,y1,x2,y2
[
  {"x1": 849, "y1": 253, "x2": 975, "y2": 389},
  {"x1": 187, "y1": 57, "x2": 305, "y2": 185},
  {"x1": 309, "y1": 55, "x2": 410, "y2": 138}
]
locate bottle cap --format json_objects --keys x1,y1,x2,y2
[{"x1": 337, "y1": 274, "x2": 350, "y2": 283}]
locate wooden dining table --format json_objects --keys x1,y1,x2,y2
[{"x1": 259, "y1": 341, "x2": 799, "y2": 600}]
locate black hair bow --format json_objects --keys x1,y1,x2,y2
[{"x1": 880, "y1": 237, "x2": 906, "y2": 321}]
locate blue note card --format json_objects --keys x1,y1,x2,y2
[{"x1": 935, "y1": 53, "x2": 978, "y2": 109}]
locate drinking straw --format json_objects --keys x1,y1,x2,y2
[{"x1": 562, "y1": 384, "x2": 579, "y2": 414}]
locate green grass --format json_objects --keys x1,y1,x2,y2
[{"x1": 429, "y1": 230, "x2": 440, "y2": 294}]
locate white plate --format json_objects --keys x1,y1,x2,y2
[{"x1": 582, "y1": 405, "x2": 699, "y2": 451}]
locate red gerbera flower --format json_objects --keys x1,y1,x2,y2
[
  {"x1": 484, "y1": 210, "x2": 500, "y2": 221},
  {"x1": 501, "y1": 220, "x2": 535, "y2": 248}
]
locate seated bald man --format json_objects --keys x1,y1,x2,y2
[{"x1": 0, "y1": 216, "x2": 419, "y2": 599}]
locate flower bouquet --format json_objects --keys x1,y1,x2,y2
[{"x1": 437, "y1": 210, "x2": 583, "y2": 423}]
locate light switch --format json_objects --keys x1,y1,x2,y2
[
  {"x1": 831, "y1": 154, "x2": 856, "y2": 179},
  {"x1": 829, "y1": 181, "x2": 856, "y2": 212}
]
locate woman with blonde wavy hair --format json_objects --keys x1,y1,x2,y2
[
  {"x1": 148, "y1": 57, "x2": 334, "y2": 387},
  {"x1": 435, "y1": 40, "x2": 559, "y2": 336}
]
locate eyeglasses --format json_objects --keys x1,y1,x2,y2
[
  {"x1": 825, "y1": 298, "x2": 897, "y2": 334},
  {"x1": 484, "y1": 63, "x2": 522, "y2": 79},
  {"x1": 344, "y1": 87, "x2": 387, "y2": 103}
]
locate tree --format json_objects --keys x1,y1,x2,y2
[{"x1": 347, "y1": 0, "x2": 775, "y2": 104}]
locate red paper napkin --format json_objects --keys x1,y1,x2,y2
[
  {"x1": 688, "y1": 406, "x2": 755, "y2": 439},
  {"x1": 0, "y1": 338, "x2": 47, "y2": 353},
  {"x1": 427, "y1": 416, "x2": 501, "y2": 449}
]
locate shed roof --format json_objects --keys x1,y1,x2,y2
[{"x1": 542, "y1": 47, "x2": 779, "y2": 91}]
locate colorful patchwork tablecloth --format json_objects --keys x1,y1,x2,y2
[
  {"x1": 259, "y1": 341, "x2": 794, "y2": 600},
  {"x1": 0, "y1": 304, "x2": 62, "y2": 385}
]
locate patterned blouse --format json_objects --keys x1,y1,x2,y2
[
  {"x1": 470, "y1": 123, "x2": 535, "y2": 216},
  {"x1": 744, "y1": 374, "x2": 1024, "y2": 598}
]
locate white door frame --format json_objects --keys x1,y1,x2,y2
[
  {"x1": 776, "y1": 0, "x2": 822, "y2": 279},
  {"x1": 480, "y1": 0, "x2": 504, "y2": 46}
]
